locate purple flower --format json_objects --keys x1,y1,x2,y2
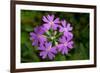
[
  {"x1": 42, "y1": 15, "x2": 60, "y2": 30},
  {"x1": 29, "y1": 14, "x2": 74, "y2": 60},
  {"x1": 59, "y1": 20, "x2": 73, "y2": 39},
  {"x1": 57, "y1": 36, "x2": 74, "y2": 55},
  {"x1": 34, "y1": 26, "x2": 46, "y2": 34},
  {"x1": 30, "y1": 26, "x2": 47, "y2": 46},
  {"x1": 38, "y1": 42, "x2": 57, "y2": 60}
]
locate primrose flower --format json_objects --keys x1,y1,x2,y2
[
  {"x1": 59, "y1": 20, "x2": 73, "y2": 39},
  {"x1": 30, "y1": 26, "x2": 47, "y2": 46},
  {"x1": 38, "y1": 42, "x2": 57, "y2": 60},
  {"x1": 30, "y1": 14, "x2": 74, "y2": 60},
  {"x1": 42, "y1": 15, "x2": 60, "y2": 30},
  {"x1": 57, "y1": 36, "x2": 74, "y2": 55}
]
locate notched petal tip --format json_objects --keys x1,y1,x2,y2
[{"x1": 42, "y1": 16, "x2": 49, "y2": 22}]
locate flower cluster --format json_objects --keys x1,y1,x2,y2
[{"x1": 30, "y1": 14, "x2": 74, "y2": 60}]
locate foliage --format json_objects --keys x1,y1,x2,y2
[{"x1": 21, "y1": 10, "x2": 89, "y2": 63}]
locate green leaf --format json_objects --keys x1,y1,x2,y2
[
  {"x1": 25, "y1": 41, "x2": 40, "y2": 62},
  {"x1": 79, "y1": 43, "x2": 89, "y2": 59},
  {"x1": 54, "y1": 53, "x2": 66, "y2": 61},
  {"x1": 21, "y1": 32, "x2": 29, "y2": 44},
  {"x1": 21, "y1": 24, "x2": 33, "y2": 32}
]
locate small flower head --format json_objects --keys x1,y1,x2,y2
[
  {"x1": 59, "y1": 20, "x2": 73, "y2": 39},
  {"x1": 30, "y1": 26, "x2": 47, "y2": 46},
  {"x1": 57, "y1": 36, "x2": 74, "y2": 54},
  {"x1": 38, "y1": 42, "x2": 57, "y2": 60},
  {"x1": 42, "y1": 14, "x2": 60, "y2": 30},
  {"x1": 30, "y1": 14, "x2": 74, "y2": 60}
]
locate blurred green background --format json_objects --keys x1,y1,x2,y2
[{"x1": 21, "y1": 10, "x2": 89, "y2": 63}]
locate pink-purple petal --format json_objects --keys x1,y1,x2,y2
[
  {"x1": 59, "y1": 26, "x2": 64, "y2": 32},
  {"x1": 48, "y1": 52, "x2": 55, "y2": 60},
  {"x1": 59, "y1": 36, "x2": 67, "y2": 43},
  {"x1": 50, "y1": 47, "x2": 57, "y2": 54},
  {"x1": 32, "y1": 40, "x2": 38, "y2": 46},
  {"x1": 54, "y1": 18, "x2": 60, "y2": 23},
  {"x1": 30, "y1": 32, "x2": 35, "y2": 36},
  {"x1": 43, "y1": 23, "x2": 51, "y2": 30},
  {"x1": 67, "y1": 41, "x2": 74, "y2": 49},
  {"x1": 64, "y1": 32, "x2": 73, "y2": 41},
  {"x1": 45, "y1": 42, "x2": 52, "y2": 48},
  {"x1": 52, "y1": 24, "x2": 58, "y2": 30},
  {"x1": 62, "y1": 47, "x2": 68, "y2": 55},
  {"x1": 47, "y1": 15, "x2": 54, "y2": 21},
  {"x1": 61, "y1": 20, "x2": 66, "y2": 27},
  {"x1": 42, "y1": 16, "x2": 49, "y2": 22},
  {"x1": 67, "y1": 23, "x2": 73, "y2": 31},
  {"x1": 41, "y1": 51, "x2": 48, "y2": 59},
  {"x1": 38, "y1": 45, "x2": 45, "y2": 51}
]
